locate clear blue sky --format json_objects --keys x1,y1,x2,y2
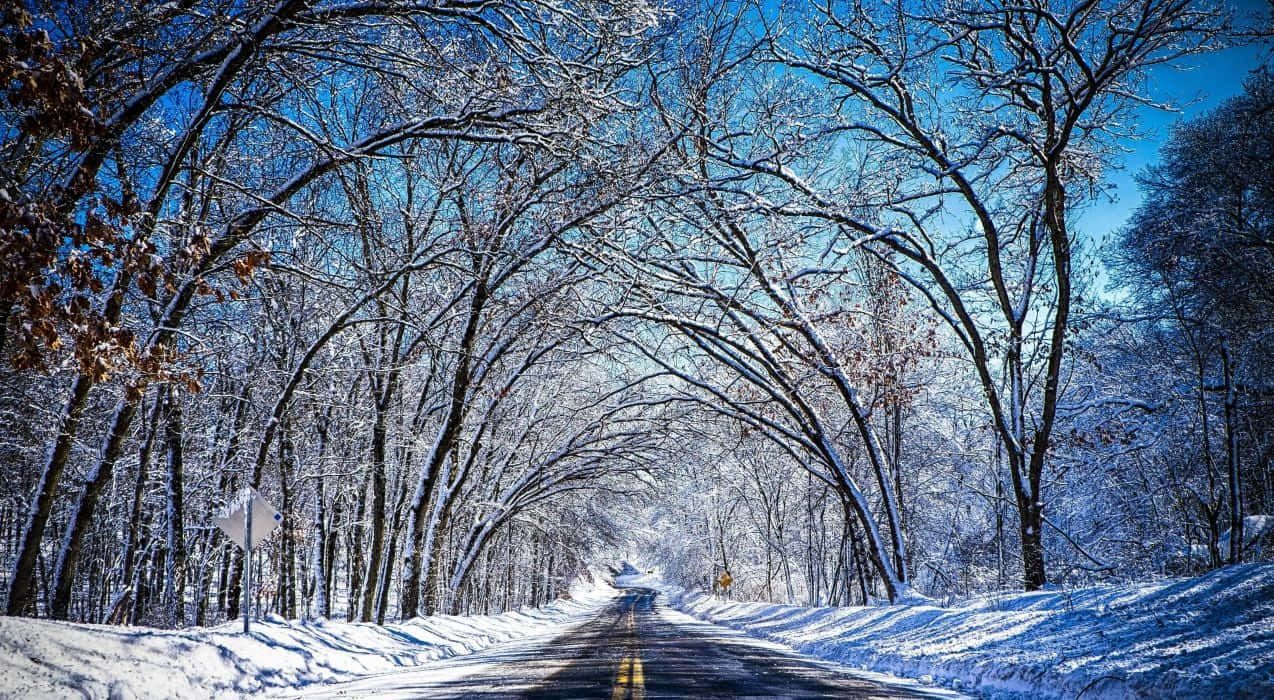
[{"x1": 1079, "y1": 0, "x2": 1272, "y2": 257}]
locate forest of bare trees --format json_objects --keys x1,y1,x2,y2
[{"x1": 1, "y1": 0, "x2": 1270, "y2": 628}]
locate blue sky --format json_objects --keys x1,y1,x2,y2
[{"x1": 1078, "y1": 0, "x2": 1272, "y2": 256}]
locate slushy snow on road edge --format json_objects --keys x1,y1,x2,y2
[
  {"x1": 0, "y1": 578, "x2": 612, "y2": 699},
  {"x1": 641, "y1": 563, "x2": 1274, "y2": 700}
]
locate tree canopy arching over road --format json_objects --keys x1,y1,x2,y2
[{"x1": 0, "y1": 0, "x2": 1270, "y2": 628}]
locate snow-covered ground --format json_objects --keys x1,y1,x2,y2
[
  {"x1": 5, "y1": 565, "x2": 1271, "y2": 699},
  {"x1": 0, "y1": 582, "x2": 612, "y2": 699},
  {"x1": 637, "y1": 564, "x2": 1274, "y2": 700}
]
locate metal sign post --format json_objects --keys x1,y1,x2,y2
[
  {"x1": 214, "y1": 487, "x2": 282, "y2": 635},
  {"x1": 243, "y1": 493, "x2": 253, "y2": 635}
]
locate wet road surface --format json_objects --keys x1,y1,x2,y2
[{"x1": 297, "y1": 588, "x2": 959, "y2": 699}]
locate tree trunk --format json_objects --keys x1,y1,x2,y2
[
  {"x1": 6, "y1": 375, "x2": 94, "y2": 615},
  {"x1": 375, "y1": 471, "x2": 409, "y2": 624},
  {"x1": 50, "y1": 393, "x2": 143, "y2": 619},
  {"x1": 422, "y1": 502, "x2": 450, "y2": 616},
  {"x1": 163, "y1": 387, "x2": 187, "y2": 628},
  {"x1": 279, "y1": 420, "x2": 297, "y2": 619},
  {"x1": 401, "y1": 282, "x2": 488, "y2": 619},
  {"x1": 132, "y1": 543, "x2": 153, "y2": 625},
  {"x1": 194, "y1": 530, "x2": 215, "y2": 626},
  {"x1": 359, "y1": 402, "x2": 389, "y2": 622},
  {"x1": 347, "y1": 470, "x2": 370, "y2": 621},
  {"x1": 1221, "y1": 339, "x2": 1243, "y2": 564},
  {"x1": 112, "y1": 395, "x2": 163, "y2": 624},
  {"x1": 225, "y1": 553, "x2": 243, "y2": 621},
  {"x1": 323, "y1": 495, "x2": 340, "y2": 619},
  {"x1": 311, "y1": 477, "x2": 328, "y2": 620},
  {"x1": 1017, "y1": 468, "x2": 1047, "y2": 591}
]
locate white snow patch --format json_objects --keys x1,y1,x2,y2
[
  {"x1": 656, "y1": 564, "x2": 1274, "y2": 700},
  {"x1": 0, "y1": 584, "x2": 613, "y2": 699}
]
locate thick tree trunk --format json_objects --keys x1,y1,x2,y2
[
  {"x1": 50, "y1": 394, "x2": 143, "y2": 619},
  {"x1": 164, "y1": 388, "x2": 187, "y2": 628},
  {"x1": 6, "y1": 375, "x2": 94, "y2": 615},
  {"x1": 1020, "y1": 507, "x2": 1046, "y2": 590},
  {"x1": 359, "y1": 405, "x2": 389, "y2": 623},
  {"x1": 150, "y1": 544, "x2": 167, "y2": 624},
  {"x1": 311, "y1": 485, "x2": 327, "y2": 620},
  {"x1": 1015, "y1": 169, "x2": 1070, "y2": 592}
]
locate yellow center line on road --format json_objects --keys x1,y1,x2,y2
[
  {"x1": 611, "y1": 598, "x2": 646, "y2": 700},
  {"x1": 611, "y1": 656, "x2": 646, "y2": 700}
]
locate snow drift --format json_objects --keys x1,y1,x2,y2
[
  {"x1": 655, "y1": 563, "x2": 1274, "y2": 699},
  {"x1": 0, "y1": 585, "x2": 610, "y2": 699}
]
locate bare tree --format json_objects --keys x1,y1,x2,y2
[{"x1": 719, "y1": 0, "x2": 1228, "y2": 590}]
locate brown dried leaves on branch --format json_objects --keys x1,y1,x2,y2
[
  {"x1": 0, "y1": 8, "x2": 106, "y2": 152},
  {"x1": 0, "y1": 7, "x2": 250, "y2": 385},
  {"x1": 2, "y1": 7, "x2": 118, "y2": 374}
]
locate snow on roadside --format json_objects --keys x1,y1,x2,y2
[
  {"x1": 645, "y1": 564, "x2": 1274, "y2": 700},
  {"x1": 0, "y1": 582, "x2": 613, "y2": 699}
]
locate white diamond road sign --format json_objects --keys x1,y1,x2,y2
[{"x1": 214, "y1": 487, "x2": 282, "y2": 550}]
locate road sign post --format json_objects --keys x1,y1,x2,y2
[
  {"x1": 214, "y1": 487, "x2": 282, "y2": 635},
  {"x1": 243, "y1": 492, "x2": 253, "y2": 635}
]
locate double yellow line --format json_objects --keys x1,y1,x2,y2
[
  {"x1": 611, "y1": 601, "x2": 646, "y2": 700},
  {"x1": 611, "y1": 656, "x2": 645, "y2": 700}
]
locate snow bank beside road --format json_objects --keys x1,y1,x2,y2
[
  {"x1": 656, "y1": 564, "x2": 1274, "y2": 699},
  {"x1": 0, "y1": 584, "x2": 612, "y2": 699}
]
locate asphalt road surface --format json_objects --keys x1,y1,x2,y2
[{"x1": 296, "y1": 588, "x2": 960, "y2": 699}]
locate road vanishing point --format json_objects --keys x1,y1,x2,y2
[{"x1": 295, "y1": 587, "x2": 961, "y2": 699}]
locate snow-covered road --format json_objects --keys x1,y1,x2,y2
[{"x1": 288, "y1": 587, "x2": 961, "y2": 699}]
